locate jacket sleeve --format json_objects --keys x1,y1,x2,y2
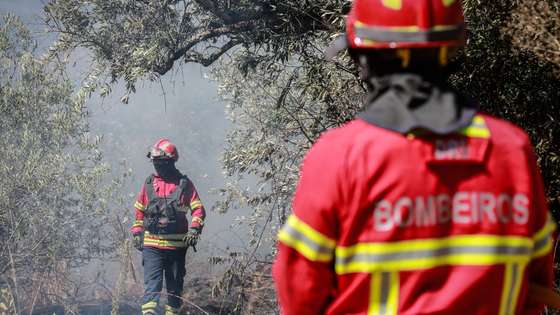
[
  {"x1": 522, "y1": 144, "x2": 556, "y2": 314},
  {"x1": 273, "y1": 135, "x2": 342, "y2": 315},
  {"x1": 187, "y1": 181, "x2": 206, "y2": 231},
  {"x1": 130, "y1": 184, "x2": 147, "y2": 235}
]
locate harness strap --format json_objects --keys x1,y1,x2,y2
[
  {"x1": 169, "y1": 177, "x2": 188, "y2": 201},
  {"x1": 145, "y1": 174, "x2": 156, "y2": 202},
  {"x1": 145, "y1": 175, "x2": 189, "y2": 204}
]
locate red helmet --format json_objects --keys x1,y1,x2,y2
[
  {"x1": 345, "y1": 0, "x2": 465, "y2": 50},
  {"x1": 147, "y1": 138, "x2": 179, "y2": 161}
]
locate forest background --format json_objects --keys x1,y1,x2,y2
[{"x1": 0, "y1": 0, "x2": 559, "y2": 314}]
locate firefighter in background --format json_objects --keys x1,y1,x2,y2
[
  {"x1": 273, "y1": 0, "x2": 556, "y2": 314},
  {"x1": 131, "y1": 138, "x2": 206, "y2": 315}
]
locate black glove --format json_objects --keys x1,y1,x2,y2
[
  {"x1": 132, "y1": 232, "x2": 144, "y2": 251},
  {"x1": 183, "y1": 228, "x2": 201, "y2": 249}
]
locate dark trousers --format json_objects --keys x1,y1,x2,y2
[{"x1": 142, "y1": 247, "x2": 187, "y2": 313}]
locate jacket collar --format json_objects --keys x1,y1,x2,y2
[{"x1": 358, "y1": 73, "x2": 477, "y2": 135}]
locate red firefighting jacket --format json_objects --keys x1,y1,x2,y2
[
  {"x1": 273, "y1": 113, "x2": 555, "y2": 315},
  {"x1": 131, "y1": 174, "x2": 206, "y2": 249}
]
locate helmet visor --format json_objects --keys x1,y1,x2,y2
[{"x1": 147, "y1": 147, "x2": 171, "y2": 160}]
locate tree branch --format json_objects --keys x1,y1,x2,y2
[
  {"x1": 192, "y1": 0, "x2": 236, "y2": 23},
  {"x1": 183, "y1": 39, "x2": 241, "y2": 66},
  {"x1": 155, "y1": 22, "x2": 252, "y2": 74}
]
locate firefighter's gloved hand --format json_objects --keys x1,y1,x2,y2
[
  {"x1": 183, "y1": 228, "x2": 201, "y2": 248},
  {"x1": 132, "y1": 232, "x2": 144, "y2": 251}
]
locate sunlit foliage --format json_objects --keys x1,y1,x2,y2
[{"x1": 0, "y1": 14, "x2": 114, "y2": 311}]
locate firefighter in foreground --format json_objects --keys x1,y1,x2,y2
[
  {"x1": 131, "y1": 138, "x2": 206, "y2": 315},
  {"x1": 273, "y1": 0, "x2": 556, "y2": 314}
]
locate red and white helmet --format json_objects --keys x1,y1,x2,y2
[
  {"x1": 327, "y1": 0, "x2": 465, "y2": 58},
  {"x1": 147, "y1": 138, "x2": 179, "y2": 161}
]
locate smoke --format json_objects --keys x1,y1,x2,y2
[
  {"x1": 1, "y1": 2, "x2": 254, "y2": 312},
  {"x1": 89, "y1": 70, "x2": 251, "y2": 254}
]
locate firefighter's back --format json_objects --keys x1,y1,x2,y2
[{"x1": 323, "y1": 113, "x2": 554, "y2": 315}]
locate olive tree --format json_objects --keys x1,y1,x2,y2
[
  {"x1": 0, "y1": 14, "x2": 116, "y2": 312},
  {"x1": 43, "y1": 0, "x2": 560, "y2": 311}
]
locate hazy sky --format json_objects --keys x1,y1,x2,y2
[{"x1": 0, "y1": 1, "x2": 252, "y2": 262}]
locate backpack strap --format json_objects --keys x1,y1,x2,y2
[
  {"x1": 169, "y1": 176, "x2": 189, "y2": 201},
  {"x1": 144, "y1": 174, "x2": 156, "y2": 202}
]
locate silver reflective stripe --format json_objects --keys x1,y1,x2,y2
[
  {"x1": 354, "y1": 24, "x2": 464, "y2": 43},
  {"x1": 533, "y1": 229, "x2": 553, "y2": 253},
  {"x1": 505, "y1": 264, "x2": 519, "y2": 315},
  {"x1": 337, "y1": 244, "x2": 532, "y2": 266},
  {"x1": 500, "y1": 263, "x2": 524, "y2": 315},
  {"x1": 470, "y1": 121, "x2": 486, "y2": 128},
  {"x1": 369, "y1": 271, "x2": 398, "y2": 315},
  {"x1": 379, "y1": 272, "x2": 391, "y2": 315},
  {"x1": 282, "y1": 223, "x2": 334, "y2": 255}
]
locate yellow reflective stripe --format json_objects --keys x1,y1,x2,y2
[
  {"x1": 533, "y1": 214, "x2": 556, "y2": 241},
  {"x1": 142, "y1": 301, "x2": 157, "y2": 310},
  {"x1": 144, "y1": 231, "x2": 187, "y2": 247},
  {"x1": 381, "y1": 0, "x2": 401, "y2": 10},
  {"x1": 285, "y1": 215, "x2": 336, "y2": 248},
  {"x1": 337, "y1": 235, "x2": 532, "y2": 256},
  {"x1": 190, "y1": 200, "x2": 203, "y2": 209},
  {"x1": 277, "y1": 214, "x2": 336, "y2": 262},
  {"x1": 532, "y1": 237, "x2": 553, "y2": 259},
  {"x1": 368, "y1": 271, "x2": 399, "y2": 315},
  {"x1": 499, "y1": 264, "x2": 513, "y2": 315},
  {"x1": 532, "y1": 217, "x2": 556, "y2": 258},
  {"x1": 144, "y1": 238, "x2": 186, "y2": 248},
  {"x1": 278, "y1": 229, "x2": 333, "y2": 262},
  {"x1": 458, "y1": 115, "x2": 490, "y2": 138},
  {"x1": 499, "y1": 263, "x2": 525, "y2": 315},
  {"x1": 386, "y1": 272, "x2": 399, "y2": 315},
  {"x1": 132, "y1": 220, "x2": 144, "y2": 227},
  {"x1": 368, "y1": 272, "x2": 382, "y2": 315},
  {"x1": 192, "y1": 217, "x2": 204, "y2": 225},
  {"x1": 442, "y1": 0, "x2": 457, "y2": 7},
  {"x1": 337, "y1": 255, "x2": 529, "y2": 274},
  {"x1": 165, "y1": 305, "x2": 179, "y2": 315},
  {"x1": 135, "y1": 201, "x2": 146, "y2": 211},
  {"x1": 144, "y1": 231, "x2": 186, "y2": 240},
  {"x1": 336, "y1": 235, "x2": 533, "y2": 274}
]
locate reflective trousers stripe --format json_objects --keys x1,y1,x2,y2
[
  {"x1": 499, "y1": 263, "x2": 525, "y2": 315},
  {"x1": 165, "y1": 305, "x2": 179, "y2": 315},
  {"x1": 142, "y1": 301, "x2": 157, "y2": 314},
  {"x1": 368, "y1": 271, "x2": 399, "y2": 315}
]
